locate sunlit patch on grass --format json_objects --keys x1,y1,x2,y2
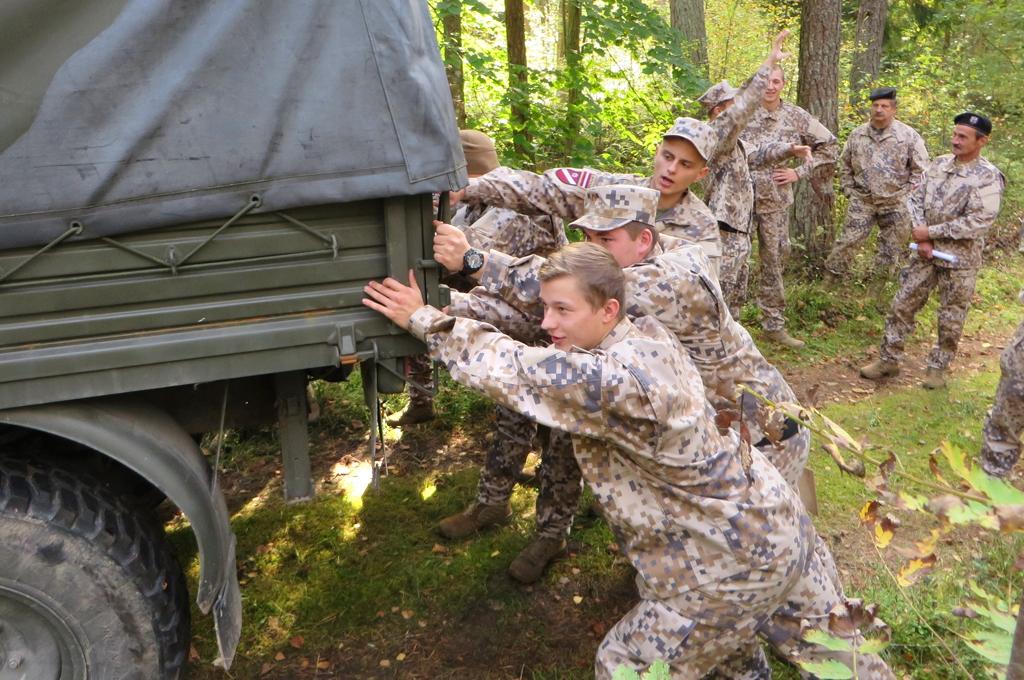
[
  {"x1": 336, "y1": 459, "x2": 373, "y2": 509},
  {"x1": 420, "y1": 479, "x2": 437, "y2": 501}
]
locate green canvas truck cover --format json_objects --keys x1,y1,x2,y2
[{"x1": 0, "y1": 0, "x2": 468, "y2": 250}]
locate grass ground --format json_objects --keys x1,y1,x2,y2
[{"x1": 174, "y1": 247, "x2": 1024, "y2": 679}]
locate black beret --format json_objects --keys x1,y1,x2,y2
[
  {"x1": 869, "y1": 87, "x2": 897, "y2": 101},
  {"x1": 954, "y1": 111, "x2": 992, "y2": 136}
]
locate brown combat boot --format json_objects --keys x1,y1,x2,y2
[
  {"x1": 437, "y1": 501, "x2": 511, "y2": 539},
  {"x1": 764, "y1": 329, "x2": 806, "y2": 349},
  {"x1": 508, "y1": 536, "x2": 567, "y2": 584},
  {"x1": 859, "y1": 358, "x2": 899, "y2": 380},
  {"x1": 386, "y1": 402, "x2": 435, "y2": 427},
  {"x1": 922, "y1": 366, "x2": 947, "y2": 390}
]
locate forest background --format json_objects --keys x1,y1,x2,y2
[{"x1": 433, "y1": 0, "x2": 1023, "y2": 261}]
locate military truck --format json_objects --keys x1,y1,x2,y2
[{"x1": 0, "y1": 1, "x2": 465, "y2": 677}]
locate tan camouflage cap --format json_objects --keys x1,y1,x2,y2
[
  {"x1": 697, "y1": 81, "x2": 739, "y2": 109},
  {"x1": 662, "y1": 117, "x2": 716, "y2": 161},
  {"x1": 568, "y1": 185, "x2": 659, "y2": 232}
]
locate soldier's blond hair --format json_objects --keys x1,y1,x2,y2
[{"x1": 539, "y1": 243, "x2": 626, "y2": 319}]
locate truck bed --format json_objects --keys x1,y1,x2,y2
[{"x1": 0, "y1": 195, "x2": 439, "y2": 410}]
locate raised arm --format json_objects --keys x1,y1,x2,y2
[{"x1": 709, "y1": 29, "x2": 791, "y2": 161}]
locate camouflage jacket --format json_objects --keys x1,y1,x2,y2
[
  {"x1": 839, "y1": 120, "x2": 929, "y2": 208},
  {"x1": 407, "y1": 306, "x2": 808, "y2": 599},
  {"x1": 462, "y1": 166, "x2": 721, "y2": 271},
  {"x1": 704, "y1": 63, "x2": 794, "y2": 233},
  {"x1": 468, "y1": 237, "x2": 800, "y2": 443},
  {"x1": 912, "y1": 154, "x2": 1005, "y2": 269},
  {"x1": 451, "y1": 202, "x2": 567, "y2": 259},
  {"x1": 741, "y1": 101, "x2": 838, "y2": 213}
]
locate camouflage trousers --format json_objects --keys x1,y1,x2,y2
[
  {"x1": 880, "y1": 258, "x2": 979, "y2": 369},
  {"x1": 406, "y1": 353, "x2": 435, "y2": 409},
  {"x1": 476, "y1": 406, "x2": 582, "y2": 539},
  {"x1": 758, "y1": 426, "x2": 845, "y2": 600},
  {"x1": 596, "y1": 518, "x2": 891, "y2": 680},
  {"x1": 758, "y1": 426, "x2": 810, "y2": 492},
  {"x1": 719, "y1": 227, "x2": 752, "y2": 319},
  {"x1": 825, "y1": 198, "x2": 910, "y2": 276},
  {"x1": 980, "y1": 319, "x2": 1024, "y2": 477},
  {"x1": 753, "y1": 210, "x2": 791, "y2": 332}
]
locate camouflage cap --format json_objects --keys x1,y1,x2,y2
[
  {"x1": 662, "y1": 117, "x2": 716, "y2": 161},
  {"x1": 697, "y1": 81, "x2": 739, "y2": 109},
  {"x1": 568, "y1": 185, "x2": 660, "y2": 233}
]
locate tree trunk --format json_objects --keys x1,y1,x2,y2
[
  {"x1": 441, "y1": 0, "x2": 465, "y2": 127},
  {"x1": 848, "y1": 0, "x2": 888, "y2": 112},
  {"x1": 669, "y1": 0, "x2": 709, "y2": 79},
  {"x1": 793, "y1": 0, "x2": 840, "y2": 264},
  {"x1": 1008, "y1": 587, "x2": 1024, "y2": 679},
  {"x1": 504, "y1": 0, "x2": 531, "y2": 163},
  {"x1": 560, "y1": 0, "x2": 582, "y2": 160}
]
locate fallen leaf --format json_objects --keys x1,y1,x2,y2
[
  {"x1": 573, "y1": 595, "x2": 583, "y2": 604},
  {"x1": 401, "y1": 609, "x2": 415, "y2": 619},
  {"x1": 189, "y1": 645, "x2": 201, "y2": 662},
  {"x1": 260, "y1": 662, "x2": 273, "y2": 675},
  {"x1": 431, "y1": 543, "x2": 448, "y2": 554},
  {"x1": 274, "y1": 651, "x2": 286, "y2": 661},
  {"x1": 380, "y1": 659, "x2": 391, "y2": 668},
  {"x1": 859, "y1": 500, "x2": 880, "y2": 525},
  {"x1": 490, "y1": 549, "x2": 500, "y2": 557},
  {"x1": 317, "y1": 660, "x2": 331, "y2": 670},
  {"x1": 897, "y1": 555, "x2": 937, "y2": 587},
  {"x1": 396, "y1": 653, "x2": 407, "y2": 661},
  {"x1": 289, "y1": 635, "x2": 305, "y2": 649},
  {"x1": 874, "y1": 515, "x2": 899, "y2": 549}
]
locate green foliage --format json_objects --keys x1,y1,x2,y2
[{"x1": 612, "y1": 660, "x2": 671, "y2": 680}]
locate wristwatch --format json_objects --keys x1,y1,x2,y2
[{"x1": 459, "y1": 248, "x2": 485, "y2": 276}]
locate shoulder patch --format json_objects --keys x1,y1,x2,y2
[{"x1": 552, "y1": 167, "x2": 594, "y2": 188}]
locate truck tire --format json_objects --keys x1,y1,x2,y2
[{"x1": 0, "y1": 456, "x2": 190, "y2": 679}]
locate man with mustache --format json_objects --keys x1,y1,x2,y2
[
  {"x1": 861, "y1": 112, "x2": 1005, "y2": 389},
  {"x1": 824, "y1": 87, "x2": 930, "y2": 279}
]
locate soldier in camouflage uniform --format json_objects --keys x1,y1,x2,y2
[
  {"x1": 396, "y1": 132, "x2": 574, "y2": 583},
  {"x1": 698, "y1": 29, "x2": 811, "y2": 318},
  {"x1": 861, "y1": 112, "x2": 1005, "y2": 390},
  {"x1": 824, "y1": 88, "x2": 930, "y2": 278},
  {"x1": 453, "y1": 119, "x2": 722, "y2": 276},
  {"x1": 389, "y1": 130, "x2": 568, "y2": 428},
  {"x1": 364, "y1": 240, "x2": 893, "y2": 679},
  {"x1": 438, "y1": 186, "x2": 812, "y2": 493},
  {"x1": 980, "y1": 297, "x2": 1024, "y2": 477},
  {"x1": 741, "y1": 66, "x2": 838, "y2": 349}
]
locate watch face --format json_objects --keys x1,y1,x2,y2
[{"x1": 463, "y1": 248, "x2": 485, "y2": 272}]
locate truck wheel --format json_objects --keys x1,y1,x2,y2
[{"x1": 0, "y1": 456, "x2": 190, "y2": 679}]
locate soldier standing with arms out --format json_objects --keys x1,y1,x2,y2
[
  {"x1": 979, "y1": 295, "x2": 1024, "y2": 478},
  {"x1": 698, "y1": 30, "x2": 811, "y2": 318},
  {"x1": 363, "y1": 241, "x2": 893, "y2": 679},
  {"x1": 860, "y1": 112, "x2": 1005, "y2": 389},
  {"x1": 824, "y1": 88, "x2": 930, "y2": 279},
  {"x1": 741, "y1": 64, "x2": 838, "y2": 349}
]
